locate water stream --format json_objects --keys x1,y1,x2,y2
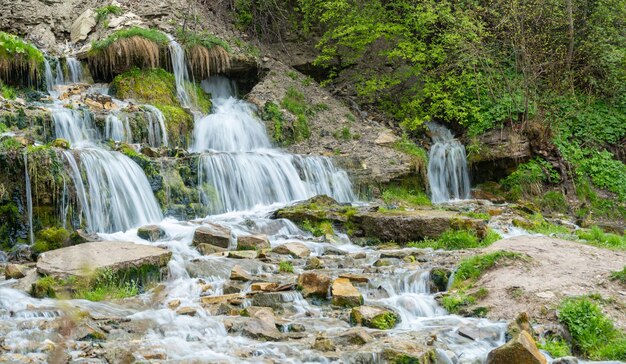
[
  {"x1": 23, "y1": 151, "x2": 34, "y2": 245},
  {"x1": 66, "y1": 57, "x2": 84, "y2": 83},
  {"x1": 427, "y1": 122, "x2": 471, "y2": 203}
]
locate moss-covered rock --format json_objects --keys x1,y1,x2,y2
[{"x1": 350, "y1": 305, "x2": 399, "y2": 330}]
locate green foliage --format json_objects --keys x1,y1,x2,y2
[
  {"x1": 0, "y1": 137, "x2": 22, "y2": 151},
  {"x1": 33, "y1": 227, "x2": 69, "y2": 253},
  {"x1": 176, "y1": 28, "x2": 230, "y2": 52},
  {"x1": 576, "y1": 226, "x2": 626, "y2": 250},
  {"x1": 261, "y1": 101, "x2": 288, "y2": 145},
  {"x1": 0, "y1": 122, "x2": 6, "y2": 133},
  {"x1": 95, "y1": 5, "x2": 122, "y2": 24},
  {"x1": 501, "y1": 158, "x2": 560, "y2": 200},
  {"x1": 610, "y1": 266, "x2": 626, "y2": 285},
  {"x1": 75, "y1": 268, "x2": 139, "y2": 301},
  {"x1": 112, "y1": 68, "x2": 178, "y2": 106},
  {"x1": 559, "y1": 297, "x2": 626, "y2": 360},
  {"x1": 538, "y1": 337, "x2": 572, "y2": 358},
  {"x1": 453, "y1": 251, "x2": 523, "y2": 287},
  {"x1": 278, "y1": 260, "x2": 294, "y2": 273},
  {"x1": 381, "y1": 185, "x2": 431, "y2": 207},
  {"x1": 462, "y1": 211, "x2": 490, "y2": 220},
  {"x1": 369, "y1": 312, "x2": 398, "y2": 330},
  {"x1": 91, "y1": 27, "x2": 169, "y2": 51},
  {"x1": 0, "y1": 82, "x2": 16, "y2": 99},
  {"x1": 301, "y1": 219, "x2": 334, "y2": 237},
  {"x1": 541, "y1": 191, "x2": 569, "y2": 214},
  {"x1": 281, "y1": 87, "x2": 311, "y2": 141},
  {"x1": 408, "y1": 228, "x2": 501, "y2": 250}
]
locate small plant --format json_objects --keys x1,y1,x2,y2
[
  {"x1": 610, "y1": 266, "x2": 626, "y2": 284},
  {"x1": 281, "y1": 87, "x2": 311, "y2": 142},
  {"x1": 453, "y1": 251, "x2": 524, "y2": 285},
  {"x1": 576, "y1": 226, "x2": 626, "y2": 250},
  {"x1": 33, "y1": 227, "x2": 70, "y2": 253},
  {"x1": 279, "y1": 260, "x2": 294, "y2": 273},
  {"x1": 408, "y1": 228, "x2": 502, "y2": 250},
  {"x1": 287, "y1": 70, "x2": 298, "y2": 80},
  {"x1": 462, "y1": 211, "x2": 490, "y2": 220},
  {"x1": 301, "y1": 219, "x2": 334, "y2": 237},
  {"x1": 95, "y1": 5, "x2": 122, "y2": 24},
  {"x1": 538, "y1": 336, "x2": 572, "y2": 358},
  {"x1": 1, "y1": 82, "x2": 16, "y2": 99},
  {"x1": 381, "y1": 185, "x2": 431, "y2": 207}
]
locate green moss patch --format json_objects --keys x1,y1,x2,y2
[{"x1": 0, "y1": 32, "x2": 44, "y2": 86}]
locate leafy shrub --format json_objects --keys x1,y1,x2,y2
[
  {"x1": 33, "y1": 227, "x2": 69, "y2": 253},
  {"x1": 501, "y1": 158, "x2": 560, "y2": 200}
]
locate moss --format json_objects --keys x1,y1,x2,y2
[
  {"x1": 154, "y1": 104, "x2": 194, "y2": 148},
  {"x1": 301, "y1": 219, "x2": 334, "y2": 237},
  {"x1": 370, "y1": 312, "x2": 398, "y2": 330},
  {"x1": 279, "y1": 260, "x2": 294, "y2": 273},
  {"x1": 381, "y1": 185, "x2": 431, "y2": 208},
  {"x1": 33, "y1": 227, "x2": 70, "y2": 253},
  {"x1": 51, "y1": 138, "x2": 70, "y2": 149},
  {"x1": 0, "y1": 32, "x2": 44, "y2": 86},
  {"x1": 91, "y1": 27, "x2": 168, "y2": 51},
  {"x1": 32, "y1": 276, "x2": 58, "y2": 298},
  {"x1": 112, "y1": 68, "x2": 178, "y2": 106}
]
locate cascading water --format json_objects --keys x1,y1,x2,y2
[
  {"x1": 66, "y1": 57, "x2": 84, "y2": 83},
  {"x1": 23, "y1": 152, "x2": 33, "y2": 245},
  {"x1": 55, "y1": 60, "x2": 64, "y2": 85},
  {"x1": 143, "y1": 105, "x2": 168, "y2": 147},
  {"x1": 105, "y1": 113, "x2": 132, "y2": 142},
  {"x1": 427, "y1": 122, "x2": 471, "y2": 203},
  {"x1": 168, "y1": 37, "x2": 192, "y2": 108},
  {"x1": 193, "y1": 76, "x2": 354, "y2": 213},
  {"x1": 43, "y1": 58, "x2": 54, "y2": 93}
]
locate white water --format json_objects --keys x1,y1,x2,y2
[
  {"x1": 43, "y1": 58, "x2": 54, "y2": 93},
  {"x1": 143, "y1": 105, "x2": 168, "y2": 147},
  {"x1": 168, "y1": 37, "x2": 192, "y2": 108},
  {"x1": 194, "y1": 77, "x2": 355, "y2": 213},
  {"x1": 105, "y1": 113, "x2": 132, "y2": 142},
  {"x1": 66, "y1": 57, "x2": 84, "y2": 83},
  {"x1": 23, "y1": 152, "x2": 34, "y2": 245},
  {"x1": 54, "y1": 60, "x2": 64, "y2": 85},
  {"x1": 427, "y1": 122, "x2": 471, "y2": 203}
]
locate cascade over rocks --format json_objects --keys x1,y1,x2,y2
[
  {"x1": 486, "y1": 331, "x2": 547, "y2": 364},
  {"x1": 331, "y1": 278, "x2": 363, "y2": 307},
  {"x1": 271, "y1": 242, "x2": 311, "y2": 258}
]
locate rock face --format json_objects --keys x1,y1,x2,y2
[
  {"x1": 297, "y1": 272, "x2": 331, "y2": 298},
  {"x1": 350, "y1": 306, "x2": 399, "y2": 330},
  {"x1": 137, "y1": 225, "x2": 166, "y2": 242},
  {"x1": 193, "y1": 223, "x2": 232, "y2": 249},
  {"x1": 237, "y1": 234, "x2": 270, "y2": 251},
  {"x1": 331, "y1": 278, "x2": 363, "y2": 307},
  {"x1": 70, "y1": 9, "x2": 97, "y2": 43},
  {"x1": 271, "y1": 242, "x2": 311, "y2": 258},
  {"x1": 486, "y1": 330, "x2": 547, "y2": 364},
  {"x1": 36, "y1": 241, "x2": 171, "y2": 279},
  {"x1": 5, "y1": 264, "x2": 26, "y2": 279}
]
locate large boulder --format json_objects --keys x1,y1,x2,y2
[
  {"x1": 486, "y1": 331, "x2": 547, "y2": 364},
  {"x1": 297, "y1": 272, "x2": 331, "y2": 298},
  {"x1": 70, "y1": 9, "x2": 96, "y2": 43},
  {"x1": 331, "y1": 278, "x2": 363, "y2": 307},
  {"x1": 36, "y1": 241, "x2": 171, "y2": 280},
  {"x1": 350, "y1": 305, "x2": 399, "y2": 330},
  {"x1": 193, "y1": 223, "x2": 232, "y2": 249},
  {"x1": 271, "y1": 242, "x2": 311, "y2": 258}
]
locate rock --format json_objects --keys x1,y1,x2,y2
[
  {"x1": 552, "y1": 357, "x2": 578, "y2": 364},
  {"x1": 430, "y1": 268, "x2": 451, "y2": 293},
  {"x1": 373, "y1": 258, "x2": 396, "y2": 267},
  {"x1": 70, "y1": 229, "x2": 101, "y2": 244},
  {"x1": 107, "y1": 12, "x2": 142, "y2": 29},
  {"x1": 167, "y1": 300, "x2": 181, "y2": 309},
  {"x1": 251, "y1": 292, "x2": 299, "y2": 309},
  {"x1": 331, "y1": 278, "x2": 363, "y2": 307},
  {"x1": 137, "y1": 225, "x2": 166, "y2": 242},
  {"x1": 51, "y1": 138, "x2": 70, "y2": 149},
  {"x1": 237, "y1": 234, "x2": 270, "y2": 250},
  {"x1": 176, "y1": 307, "x2": 197, "y2": 316},
  {"x1": 200, "y1": 293, "x2": 243, "y2": 306},
  {"x1": 223, "y1": 282, "x2": 243, "y2": 294},
  {"x1": 193, "y1": 223, "x2": 232, "y2": 249},
  {"x1": 141, "y1": 147, "x2": 160, "y2": 158},
  {"x1": 350, "y1": 305, "x2": 399, "y2": 329},
  {"x1": 507, "y1": 312, "x2": 533, "y2": 340},
  {"x1": 375, "y1": 130, "x2": 400, "y2": 145},
  {"x1": 486, "y1": 331, "x2": 547, "y2": 364},
  {"x1": 251, "y1": 282, "x2": 279, "y2": 292},
  {"x1": 297, "y1": 272, "x2": 331, "y2": 298},
  {"x1": 313, "y1": 336, "x2": 336, "y2": 351},
  {"x1": 339, "y1": 273, "x2": 369, "y2": 283},
  {"x1": 230, "y1": 265, "x2": 252, "y2": 281},
  {"x1": 36, "y1": 241, "x2": 171, "y2": 280},
  {"x1": 272, "y1": 242, "x2": 311, "y2": 258},
  {"x1": 28, "y1": 24, "x2": 57, "y2": 50},
  {"x1": 305, "y1": 257, "x2": 324, "y2": 270},
  {"x1": 5, "y1": 263, "x2": 26, "y2": 279},
  {"x1": 70, "y1": 9, "x2": 97, "y2": 43},
  {"x1": 228, "y1": 250, "x2": 258, "y2": 259},
  {"x1": 335, "y1": 328, "x2": 374, "y2": 345},
  {"x1": 242, "y1": 307, "x2": 283, "y2": 341},
  {"x1": 196, "y1": 243, "x2": 227, "y2": 255}
]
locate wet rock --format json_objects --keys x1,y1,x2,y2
[
  {"x1": 507, "y1": 312, "x2": 534, "y2": 340},
  {"x1": 351, "y1": 252, "x2": 367, "y2": 259},
  {"x1": 297, "y1": 272, "x2": 331, "y2": 298},
  {"x1": 305, "y1": 257, "x2": 324, "y2": 270},
  {"x1": 242, "y1": 307, "x2": 283, "y2": 341},
  {"x1": 230, "y1": 265, "x2": 252, "y2": 281},
  {"x1": 351, "y1": 306, "x2": 399, "y2": 330},
  {"x1": 200, "y1": 293, "x2": 243, "y2": 306},
  {"x1": 70, "y1": 9, "x2": 96, "y2": 43},
  {"x1": 313, "y1": 336, "x2": 336, "y2": 351},
  {"x1": 339, "y1": 273, "x2": 369, "y2": 284},
  {"x1": 36, "y1": 241, "x2": 171, "y2": 280},
  {"x1": 251, "y1": 282, "x2": 279, "y2": 292},
  {"x1": 176, "y1": 307, "x2": 197, "y2": 316},
  {"x1": 5, "y1": 263, "x2": 26, "y2": 279},
  {"x1": 331, "y1": 278, "x2": 363, "y2": 307},
  {"x1": 196, "y1": 243, "x2": 227, "y2": 255},
  {"x1": 272, "y1": 242, "x2": 311, "y2": 258},
  {"x1": 140, "y1": 146, "x2": 160, "y2": 157},
  {"x1": 251, "y1": 292, "x2": 299, "y2": 309},
  {"x1": 486, "y1": 331, "x2": 547, "y2": 364},
  {"x1": 193, "y1": 223, "x2": 232, "y2": 249},
  {"x1": 336, "y1": 328, "x2": 374, "y2": 345},
  {"x1": 167, "y1": 299, "x2": 181, "y2": 309},
  {"x1": 228, "y1": 250, "x2": 258, "y2": 259},
  {"x1": 290, "y1": 323, "x2": 306, "y2": 332},
  {"x1": 51, "y1": 138, "x2": 70, "y2": 149},
  {"x1": 552, "y1": 357, "x2": 578, "y2": 364},
  {"x1": 429, "y1": 268, "x2": 451, "y2": 293},
  {"x1": 373, "y1": 258, "x2": 396, "y2": 267},
  {"x1": 137, "y1": 225, "x2": 166, "y2": 242},
  {"x1": 70, "y1": 229, "x2": 101, "y2": 244},
  {"x1": 237, "y1": 234, "x2": 270, "y2": 251},
  {"x1": 223, "y1": 282, "x2": 243, "y2": 294}
]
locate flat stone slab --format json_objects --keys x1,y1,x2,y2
[{"x1": 37, "y1": 241, "x2": 171, "y2": 279}]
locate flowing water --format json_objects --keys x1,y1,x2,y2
[
  {"x1": 168, "y1": 36, "x2": 193, "y2": 108},
  {"x1": 104, "y1": 113, "x2": 132, "y2": 142},
  {"x1": 66, "y1": 57, "x2": 84, "y2": 83},
  {"x1": 23, "y1": 151, "x2": 34, "y2": 245},
  {"x1": 143, "y1": 105, "x2": 169, "y2": 147},
  {"x1": 43, "y1": 58, "x2": 54, "y2": 93},
  {"x1": 427, "y1": 122, "x2": 471, "y2": 203}
]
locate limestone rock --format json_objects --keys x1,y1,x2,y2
[
  {"x1": 375, "y1": 130, "x2": 400, "y2": 145},
  {"x1": 236, "y1": 234, "x2": 270, "y2": 251},
  {"x1": 176, "y1": 307, "x2": 197, "y2": 316},
  {"x1": 137, "y1": 225, "x2": 166, "y2": 242},
  {"x1": 251, "y1": 292, "x2": 299, "y2": 309},
  {"x1": 36, "y1": 241, "x2": 171, "y2": 280},
  {"x1": 71, "y1": 229, "x2": 101, "y2": 244},
  {"x1": 70, "y1": 9, "x2": 97, "y2": 43},
  {"x1": 313, "y1": 336, "x2": 336, "y2": 351},
  {"x1": 200, "y1": 293, "x2": 243, "y2": 306},
  {"x1": 331, "y1": 278, "x2": 363, "y2": 307},
  {"x1": 5, "y1": 263, "x2": 27, "y2": 279},
  {"x1": 196, "y1": 243, "x2": 227, "y2": 255},
  {"x1": 272, "y1": 242, "x2": 311, "y2": 258},
  {"x1": 339, "y1": 273, "x2": 369, "y2": 283},
  {"x1": 305, "y1": 257, "x2": 324, "y2": 270},
  {"x1": 297, "y1": 272, "x2": 331, "y2": 298},
  {"x1": 228, "y1": 250, "x2": 258, "y2": 259},
  {"x1": 230, "y1": 265, "x2": 252, "y2": 281},
  {"x1": 193, "y1": 223, "x2": 232, "y2": 249},
  {"x1": 350, "y1": 305, "x2": 399, "y2": 330},
  {"x1": 251, "y1": 282, "x2": 279, "y2": 292},
  {"x1": 223, "y1": 282, "x2": 243, "y2": 294},
  {"x1": 486, "y1": 331, "x2": 547, "y2": 364}
]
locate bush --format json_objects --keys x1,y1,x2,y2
[
  {"x1": 558, "y1": 297, "x2": 626, "y2": 360},
  {"x1": 538, "y1": 337, "x2": 571, "y2": 358},
  {"x1": 501, "y1": 158, "x2": 560, "y2": 200}
]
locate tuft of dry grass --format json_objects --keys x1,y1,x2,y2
[{"x1": 186, "y1": 45, "x2": 230, "y2": 79}]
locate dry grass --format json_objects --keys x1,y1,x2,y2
[
  {"x1": 186, "y1": 45, "x2": 230, "y2": 79},
  {"x1": 89, "y1": 36, "x2": 163, "y2": 80}
]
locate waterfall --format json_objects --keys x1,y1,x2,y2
[
  {"x1": 194, "y1": 76, "x2": 355, "y2": 213},
  {"x1": 66, "y1": 58, "x2": 84, "y2": 83},
  {"x1": 43, "y1": 59, "x2": 54, "y2": 93},
  {"x1": 23, "y1": 152, "x2": 33, "y2": 245},
  {"x1": 55, "y1": 60, "x2": 64, "y2": 85},
  {"x1": 105, "y1": 113, "x2": 132, "y2": 143},
  {"x1": 168, "y1": 37, "x2": 192, "y2": 108},
  {"x1": 50, "y1": 107, "x2": 163, "y2": 233},
  {"x1": 143, "y1": 105, "x2": 168, "y2": 147},
  {"x1": 427, "y1": 122, "x2": 470, "y2": 203}
]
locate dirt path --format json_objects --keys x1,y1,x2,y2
[{"x1": 476, "y1": 236, "x2": 626, "y2": 328}]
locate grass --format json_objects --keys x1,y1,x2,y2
[
  {"x1": 0, "y1": 32, "x2": 44, "y2": 85},
  {"x1": 281, "y1": 87, "x2": 312, "y2": 142},
  {"x1": 462, "y1": 211, "x2": 491, "y2": 220},
  {"x1": 301, "y1": 219, "x2": 334, "y2": 237},
  {"x1": 441, "y1": 251, "x2": 525, "y2": 314},
  {"x1": 538, "y1": 336, "x2": 572, "y2": 358},
  {"x1": 576, "y1": 226, "x2": 626, "y2": 250},
  {"x1": 611, "y1": 266, "x2": 626, "y2": 284},
  {"x1": 95, "y1": 5, "x2": 122, "y2": 24},
  {"x1": 91, "y1": 27, "x2": 169, "y2": 51},
  {"x1": 558, "y1": 297, "x2": 626, "y2": 360},
  {"x1": 381, "y1": 185, "x2": 431, "y2": 207},
  {"x1": 1, "y1": 82, "x2": 17, "y2": 99},
  {"x1": 176, "y1": 28, "x2": 230, "y2": 52},
  {"x1": 279, "y1": 261, "x2": 294, "y2": 273},
  {"x1": 408, "y1": 228, "x2": 502, "y2": 250}
]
